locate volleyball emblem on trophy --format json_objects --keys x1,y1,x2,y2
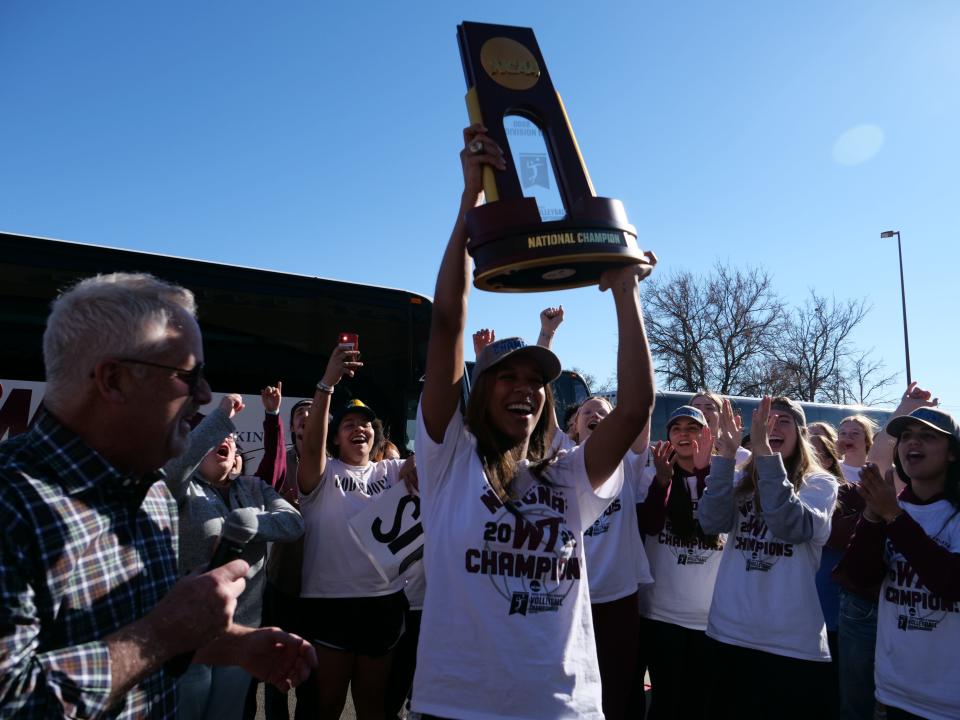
[{"x1": 457, "y1": 21, "x2": 648, "y2": 292}]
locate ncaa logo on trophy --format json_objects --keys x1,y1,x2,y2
[{"x1": 457, "y1": 21, "x2": 649, "y2": 292}]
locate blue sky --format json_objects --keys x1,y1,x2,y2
[{"x1": 2, "y1": 1, "x2": 958, "y2": 412}]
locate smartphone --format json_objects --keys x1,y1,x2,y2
[{"x1": 338, "y1": 332, "x2": 359, "y2": 352}]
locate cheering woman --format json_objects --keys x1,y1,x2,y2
[
  {"x1": 411, "y1": 124, "x2": 656, "y2": 719},
  {"x1": 837, "y1": 407, "x2": 960, "y2": 720},
  {"x1": 699, "y1": 396, "x2": 838, "y2": 717}
]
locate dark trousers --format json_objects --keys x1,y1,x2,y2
[
  {"x1": 823, "y1": 629, "x2": 841, "y2": 719},
  {"x1": 591, "y1": 592, "x2": 641, "y2": 720},
  {"x1": 885, "y1": 707, "x2": 927, "y2": 720},
  {"x1": 643, "y1": 618, "x2": 708, "y2": 720},
  {"x1": 703, "y1": 637, "x2": 832, "y2": 719},
  {"x1": 384, "y1": 608, "x2": 422, "y2": 719},
  {"x1": 258, "y1": 583, "x2": 318, "y2": 720}
]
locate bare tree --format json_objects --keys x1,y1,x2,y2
[
  {"x1": 565, "y1": 369, "x2": 624, "y2": 400},
  {"x1": 835, "y1": 350, "x2": 898, "y2": 406},
  {"x1": 643, "y1": 269, "x2": 894, "y2": 406},
  {"x1": 643, "y1": 263, "x2": 784, "y2": 394},
  {"x1": 770, "y1": 289, "x2": 890, "y2": 404}
]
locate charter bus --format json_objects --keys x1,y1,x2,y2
[
  {"x1": 0, "y1": 231, "x2": 591, "y2": 464},
  {"x1": 0, "y1": 231, "x2": 434, "y2": 464},
  {"x1": 598, "y1": 389, "x2": 895, "y2": 441}
]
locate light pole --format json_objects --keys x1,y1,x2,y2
[{"x1": 880, "y1": 230, "x2": 912, "y2": 384}]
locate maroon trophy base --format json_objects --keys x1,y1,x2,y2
[{"x1": 466, "y1": 195, "x2": 645, "y2": 292}]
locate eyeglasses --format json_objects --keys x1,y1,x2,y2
[{"x1": 119, "y1": 358, "x2": 206, "y2": 394}]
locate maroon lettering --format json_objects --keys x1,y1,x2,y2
[
  {"x1": 481, "y1": 489, "x2": 503, "y2": 514},
  {"x1": 465, "y1": 549, "x2": 480, "y2": 572},
  {"x1": 895, "y1": 560, "x2": 918, "y2": 589},
  {"x1": 513, "y1": 519, "x2": 545, "y2": 551},
  {"x1": 537, "y1": 517, "x2": 561, "y2": 552}
]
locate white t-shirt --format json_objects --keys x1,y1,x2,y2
[
  {"x1": 705, "y1": 458, "x2": 837, "y2": 661},
  {"x1": 638, "y1": 465, "x2": 724, "y2": 631},
  {"x1": 875, "y1": 498, "x2": 960, "y2": 720},
  {"x1": 840, "y1": 462, "x2": 863, "y2": 485},
  {"x1": 574, "y1": 438, "x2": 652, "y2": 603},
  {"x1": 300, "y1": 457, "x2": 405, "y2": 598},
  {"x1": 402, "y1": 548, "x2": 427, "y2": 610},
  {"x1": 412, "y1": 405, "x2": 622, "y2": 720},
  {"x1": 735, "y1": 445, "x2": 752, "y2": 466}
]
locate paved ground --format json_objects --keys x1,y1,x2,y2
[{"x1": 253, "y1": 684, "x2": 364, "y2": 720}]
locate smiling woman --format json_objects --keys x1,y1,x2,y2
[
  {"x1": 411, "y1": 124, "x2": 656, "y2": 720},
  {"x1": 698, "y1": 396, "x2": 839, "y2": 717},
  {"x1": 160, "y1": 392, "x2": 305, "y2": 720},
  {"x1": 295, "y1": 344, "x2": 412, "y2": 720}
]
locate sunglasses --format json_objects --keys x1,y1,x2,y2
[{"x1": 119, "y1": 358, "x2": 206, "y2": 394}]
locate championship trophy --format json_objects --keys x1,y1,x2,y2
[{"x1": 457, "y1": 21, "x2": 646, "y2": 292}]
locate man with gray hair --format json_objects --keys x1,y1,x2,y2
[{"x1": 0, "y1": 272, "x2": 316, "y2": 718}]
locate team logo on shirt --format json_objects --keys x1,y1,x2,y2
[
  {"x1": 735, "y1": 500, "x2": 794, "y2": 572},
  {"x1": 466, "y1": 482, "x2": 580, "y2": 616},
  {"x1": 657, "y1": 502, "x2": 717, "y2": 566},
  {"x1": 885, "y1": 542, "x2": 957, "y2": 632},
  {"x1": 584, "y1": 498, "x2": 621, "y2": 537}
]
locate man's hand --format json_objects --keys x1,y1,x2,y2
[
  {"x1": 143, "y1": 559, "x2": 248, "y2": 658},
  {"x1": 233, "y1": 627, "x2": 318, "y2": 692},
  {"x1": 219, "y1": 394, "x2": 245, "y2": 419},
  {"x1": 261, "y1": 382, "x2": 282, "y2": 413}
]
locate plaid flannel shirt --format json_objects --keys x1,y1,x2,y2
[{"x1": 0, "y1": 408, "x2": 180, "y2": 718}]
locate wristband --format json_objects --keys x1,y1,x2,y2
[{"x1": 316, "y1": 381, "x2": 335, "y2": 395}]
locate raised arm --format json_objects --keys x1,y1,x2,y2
[
  {"x1": 162, "y1": 395, "x2": 241, "y2": 499},
  {"x1": 857, "y1": 462, "x2": 960, "y2": 601},
  {"x1": 637, "y1": 441, "x2": 674, "y2": 534},
  {"x1": 698, "y1": 399, "x2": 742, "y2": 534},
  {"x1": 751, "y1": 397, "x2": 837, "y2": 543},
  {"x1": 255, "y1": 382, "x2": 287, "y2": 490},
  {"x1": 582, "y1": 259, "x2": 657, "y2": 489},
  {"x1": 230, "y1": 487, "x2": 303, "y2": 544},
  {"x1": 536, "y1": 306, "x2": 565, "y2": 446},
  {"x1": 866, "y1": 381, "x2": 938, "y2": 481},
  {"x1": 421, "y1": 125, "x2": 506, "y2": 443},
  {"x1": 297, "y1": 345, "x2": 362, "y2": 494}
]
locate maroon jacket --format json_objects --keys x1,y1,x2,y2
[{"x1": 834, "y1": 487, "x2": 960, "y2": 603}]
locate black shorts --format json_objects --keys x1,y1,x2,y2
[{"x1": 299, "y1": 590, "x2": 408, "y2": 657}]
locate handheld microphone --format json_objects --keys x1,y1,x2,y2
[
  {"x1": 164, "y1": 508, "x2": 259, "y2": 678},
  {"x1": 207, "y1": 507, "x2": 259, "y2": 571}
]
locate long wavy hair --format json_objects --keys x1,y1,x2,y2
[
  {"x1": 808, "y1": 423, "x2": 845, "y2": 482},
  {"x1": 465, "y1": 368, "x2": 557, "y2": 502}
]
